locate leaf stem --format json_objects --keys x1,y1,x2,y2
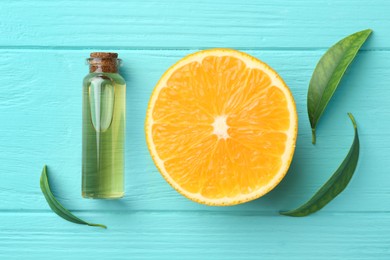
[
  {"x1": 88, "y1": 223, "x2": 107, "y2": 229},
  {"x1": 347, "y1": 112, "x2": 357, "y2": 129},
  {"x1": 311, "y1": 128, "x2": 316, "y2": 144}
]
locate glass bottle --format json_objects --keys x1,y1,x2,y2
[{"x1": 82, "y1": 52, "x2": 126, "y2": 199}]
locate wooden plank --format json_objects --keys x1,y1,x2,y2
[
  {"x1": 0, "y1": 0, "x2": 386, "y2": 49},
  {"x1": 0, "y1": 49, "x2": 387, "y2": 212},
  {"x1": 0, "y1": 212, "x2": 389, "y2": 259}
]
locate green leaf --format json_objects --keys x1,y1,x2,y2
[
  {"x1": 280, "y1": 113, "x2": 359, "y2": 217},
  {"x1": 40, "y1": 165, "x2": 107, "y2": 229},
  {"x1": 308, "y1": 29, "x2": 372, "y2": 144}
]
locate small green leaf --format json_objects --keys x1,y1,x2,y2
[
  {"x1": 40, "y1": 165, "x2": 106, "y2": 229},
  {"x1": 308, "y1": 29, "x2": 372, "y2": 144},
  {"x1": 280, "y1": 113, "x2": 359, "y2": 217}
]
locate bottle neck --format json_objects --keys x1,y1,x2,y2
[
  {"x1": 88, "y1": 58, "x2": 120, "y2": 73},
  {"x1": 87, "y1": 52, "x2": 121, "y2": 73}
]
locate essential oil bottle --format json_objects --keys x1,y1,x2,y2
[{"x1": 82, "y1": 52, "x2": 126, "y2": 199}]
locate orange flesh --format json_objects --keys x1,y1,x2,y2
[{"x1": 150, "y1": 54, "x2": 294, "y2": 202}]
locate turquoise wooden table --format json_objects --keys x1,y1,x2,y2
[{"x1": 0, "y1": 0, "x2": 389, "y2": 259}]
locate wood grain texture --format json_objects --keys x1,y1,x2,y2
[
  {"x1": 0, "y1": 0, "x2": 389, "y2": 258},
  {"x1": 1, "y1": 212, "x2": 389, "y2": 260},
  {"x1": 0, "y1": 0, "x2": 387, "y2": 49}
]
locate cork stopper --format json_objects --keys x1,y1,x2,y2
[{"x1": 88, "y1": 52, "x2": 120, "y2": 73}]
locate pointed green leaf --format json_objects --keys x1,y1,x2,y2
[
  {"x1": 280, "y1": 113, "x2": 359, "y2": 217},
  {"x1": 40, "y1": 165, "x2": 106, "y2": 229},
  {"x1": 308, "y1": 29, "x2": 372, "y2": 144}
]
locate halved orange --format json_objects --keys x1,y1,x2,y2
[{"x1": 145, "y1": 49, "x2": 297, "y2": 206}]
